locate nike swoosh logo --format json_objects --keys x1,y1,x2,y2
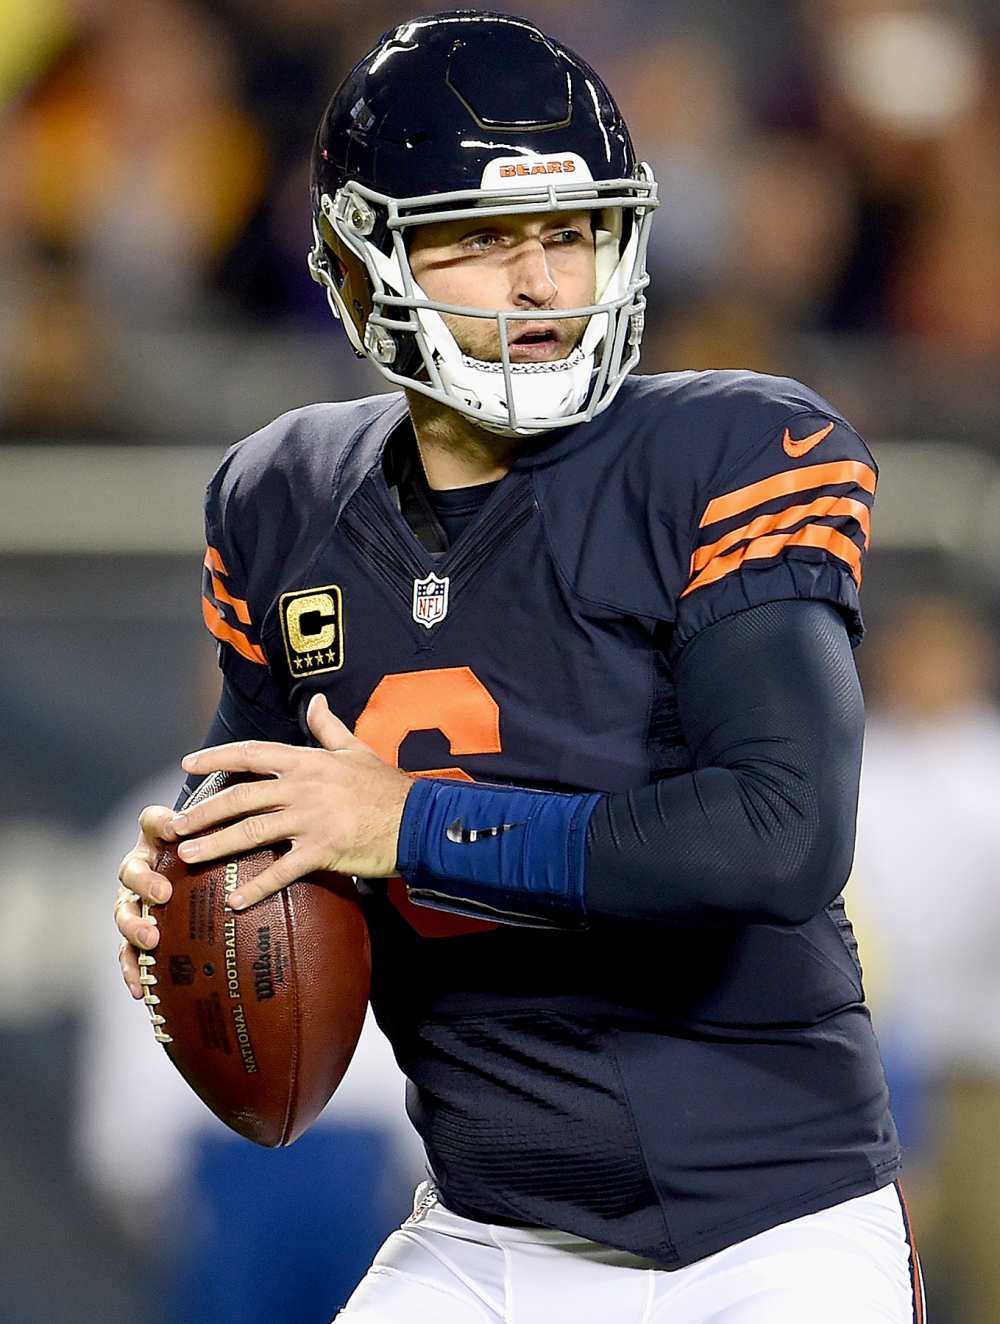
[
  {"x1": 446, "y1": 818, "x2": 524, "y2": 845},
  {"x1": 783, "y1": 421, "x2": 835, "y2": 458}
]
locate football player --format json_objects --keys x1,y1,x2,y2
[{"x1": 115, "y1": 12, "x2": 924, "y2": 1323}]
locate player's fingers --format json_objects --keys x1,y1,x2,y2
[
  {"x1": 176, "y1": 811, "x2": 293, "y2": 867},
  {"x1": 118, "y1": 854, "x2": 173, "y2": 905},
  {"x1": 180, "y1": 739, "x2": 295, "y2": 779},
  {"x1": 306, "y1": 693, "x2": 381, "y2": 758},
  {"x1": 119, "y1": 939, "x2": 144, "y2": 998},
  {"x1": 114, "y1": 887, "x2": 141, "y2": 945},
  {"x1": 117, "y1": 839, "x2": 161, "y2": 879},
  {"x1": 138, "y1": 803, "x2": 179, "y2": 844},
  {"x1": 225, "y1": 847, "x2": 317, "y2": 911},
  {"x1": 167, "y1": 777, "x2": 282, "y2": 838},
  {"x1": 115, "y1": 897, "x2": 160, "y2": 953},
  {"x1": 305, "y1": 693, "x2": 358, "y2": 751}
]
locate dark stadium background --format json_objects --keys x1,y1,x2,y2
[{"x1": 2, "y1": 3, "x2": 998, "y2": 1321}]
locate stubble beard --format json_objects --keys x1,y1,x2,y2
[{"x1": 442, "y1": 312, "x2": 592, "y2": 363}]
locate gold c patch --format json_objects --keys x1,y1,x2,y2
[{"x1": 279, "y1": 585, "x2": 344, "y2": 676}]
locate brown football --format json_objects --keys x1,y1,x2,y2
[{"x1": 139, "y1": 771, "x2": 371, "y2": 1147}]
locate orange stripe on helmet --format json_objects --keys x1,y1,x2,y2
[
  {"x1": 691, "y1": 496, "x2": 871, "y2": 574},
  {"x1": 201, "y1": 596, "x2": 267, "y2": 665},
  {"x1": 700, "y1": 460, "x2": 876, "y2": 528},
  {"x1": 681, "y1": 523, "x2": 863, "y2": 597}
]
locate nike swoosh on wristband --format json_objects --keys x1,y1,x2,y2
[
  {"x1": 782, "y1": 421, "x2": 835, "y2": 458},
  {"x1": 446, "y1": 818, "x2": 525, "y2": 844}
]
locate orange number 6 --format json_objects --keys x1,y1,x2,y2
[{"x1": 355, "y1": 667, "x2": 501, "y2": 937}]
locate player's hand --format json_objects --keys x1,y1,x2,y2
[
  {"x1": 115, "y1": 805, "x2": 180, "y2": 999},
  {"x1": 167, "y1": 695, "x2": 414, "y2": 911}
]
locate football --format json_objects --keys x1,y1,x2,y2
[{"x1": 139, "y1": 771, "x2": 370, "y2": 1146}]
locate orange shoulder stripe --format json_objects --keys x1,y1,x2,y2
[
  {"x1": 700, "y1": 460, "x2": 876, "y2": 528},
  {"x1": 681, "y1": 523, "x2": 863, "y2": 597},
  {"x1": 691, "y1": 495, "x2": 871, "y2": 574},
  {"x1": 203, "y1": 549, "x2": 252, "y2": 625},
  {"x1": 204, "y1": 545, "x2": 228, "y2": 575},
  {"x1": 201, "y1": 596, "x2": 267, "y2": 665}
]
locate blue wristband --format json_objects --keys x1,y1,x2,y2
[{"x1": 397, "y1": 778, "x2": 602, "y2": 928}]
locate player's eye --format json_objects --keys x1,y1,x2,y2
[
  {"x1": 464, "y1": 231, "x2": 500, "y2": 252},
  {"x1": 547, "y1": 228, "x2": 585, "y2": 245}
]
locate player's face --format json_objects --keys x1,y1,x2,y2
[{"x1": 408, "y1": 211, "x2": 596, "y2": 364}]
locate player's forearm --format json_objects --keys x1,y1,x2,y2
[
  {"x1": 400, "y1": 600, "x2": 864, "y2": 929},
  {"x1": 586, "y1": 763, "x2": 856, "y2": 928},
  {"x1": 586, "y1": 599, "x2": 863, "y2": 926}
]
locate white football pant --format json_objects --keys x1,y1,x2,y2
[{"x1": 336, "y1": 1181, "x2": 924, "y2": 1323}]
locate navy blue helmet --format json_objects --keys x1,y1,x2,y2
[{"x1": 308, "y1": 10, "x2": 658, "y2": 435}]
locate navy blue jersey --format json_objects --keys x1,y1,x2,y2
[{"x1": 199, "y1": 370, "x2": 898, "y2": 1267}]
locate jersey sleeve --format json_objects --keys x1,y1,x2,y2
[
  {"x1": 200, "y1": 461, "x2": 299, "y2": 736},
  {"x1": 674, "y1": 410, "x2": 876, "y2": 649},
  {"x1": 202, "y1": 543, "x2": 267, "y2": 669}
]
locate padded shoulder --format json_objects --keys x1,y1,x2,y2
[
  {"x1": 200, "y1": 393, "x2": 405, "y2": 691},
  {"x1": 206, "y1": 394, "x2": 405, "y2": 556},
  {"x1": 528, "y1": 371, "x2": 874, "y2": 630},
  {"x1": 612, "y1": 369, "x2": 856, "y2": 487}
]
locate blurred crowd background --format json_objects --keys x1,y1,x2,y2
[{"x1": 2, "y1": 1, "x2": 999, "y2": 1321}]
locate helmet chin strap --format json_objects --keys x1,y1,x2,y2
[
  {"x1": 452, "y1": 348, "x2": 594, "y2": 438},
  {"x1": 412, "y1": 298, "x2": 595, "y2": 437}
]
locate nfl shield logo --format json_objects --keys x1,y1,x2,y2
[{"x1": 412, "y1": 572, "x2": 450, "y2": 628}]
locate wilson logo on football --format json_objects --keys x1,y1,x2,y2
[{"x1": 498, "y1": 160, "x2": 577, "y2": 178}]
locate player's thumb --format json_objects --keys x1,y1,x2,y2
[{"x1": 306, "y1": 692, "x2": 354, "y2": 751}]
